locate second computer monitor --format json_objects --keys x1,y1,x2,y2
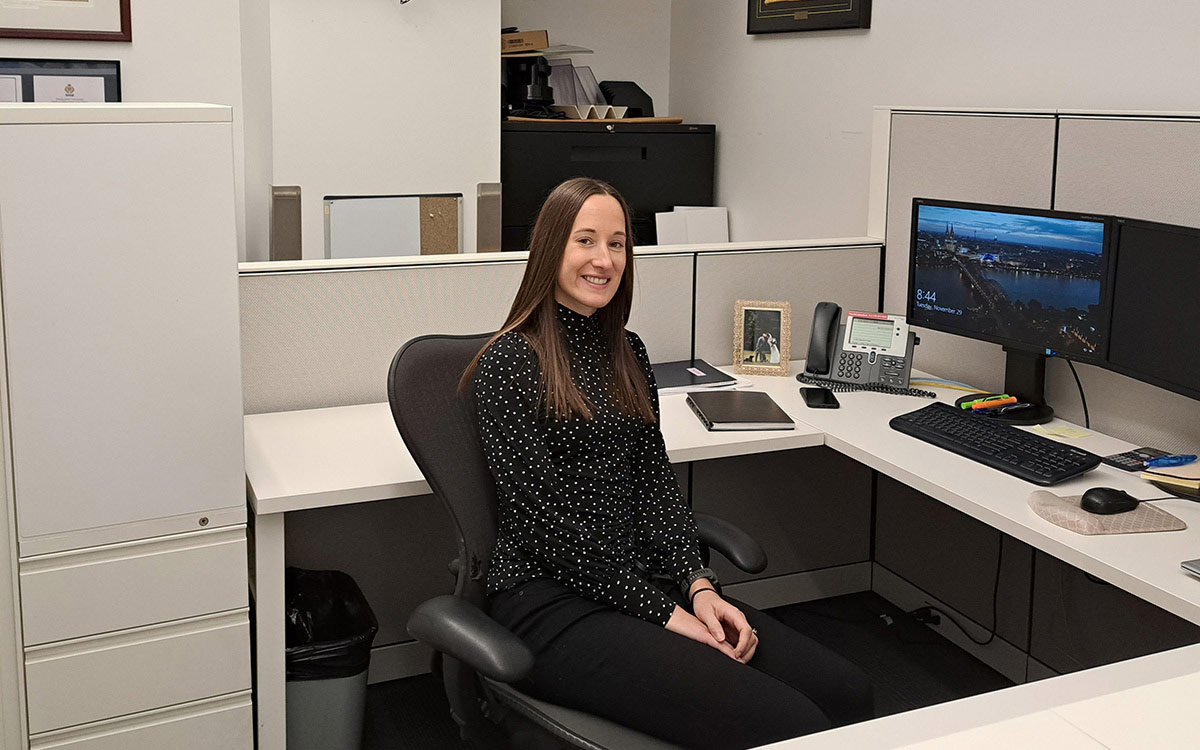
[{"x1": 908, "y1": 198, "x2": 1114, "y2": 363}]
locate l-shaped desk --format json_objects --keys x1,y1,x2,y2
[{"x1": 244, "y1": 364, "x2": 1200, "y2": 750}]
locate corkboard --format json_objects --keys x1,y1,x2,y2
[{"x1": 419, "y1": 196, "x2": 460, "y2": 254}]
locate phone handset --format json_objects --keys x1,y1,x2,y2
[
  {"x1": 804, "y1": 302, "x2": 842, "y2": 375},
  {"x1": 804, "y1": 302, "x2": 916, "y2": 388}
]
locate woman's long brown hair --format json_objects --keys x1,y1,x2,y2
[{"x1": 461, "y1": 177, "x2": 655, "y2": 423}]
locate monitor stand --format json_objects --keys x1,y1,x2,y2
[{"x1": 953, "y1": 348, "x2": 1055, "y2": 426}]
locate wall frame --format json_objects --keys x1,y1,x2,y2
[
  {"x1": 1, "y1": 0, "x2": 131, "y2": 42},
  {"x1": 747, "y1": 0, "x2": 871, "y2": 34},
  {"x1": 0, "y1": 58, "x2": 121, "y2": 103}
]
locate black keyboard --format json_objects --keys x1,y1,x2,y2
[{"x1": 889, "y1": 402, "x2": 1102, "y2": 486}]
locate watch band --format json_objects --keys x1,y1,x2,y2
[{"x1": 682, "y1": 566, "x2": 719, "y2": 593}]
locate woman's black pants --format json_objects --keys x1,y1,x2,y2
[{"x1": 515, "y1": 597, "x2": 874, "y2": 750}]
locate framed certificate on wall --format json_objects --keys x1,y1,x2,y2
[
  {"x1": 0, "y1": 58, "x2": 121, "y2": 103},
  {"x1": 747, "y1": 0, "x2": 872, "y2": 34},
  {"x1": 1, "y1": 0, "x2": 131, "y2": 42}
]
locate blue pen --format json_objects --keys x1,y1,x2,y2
[{"x1": 1145, "y1": 454, "x2": 1198, "y2": 468}]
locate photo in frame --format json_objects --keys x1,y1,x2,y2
[
  {"x1": 747, "y1": 0, "x2": 871, "y2": 35},
  {"x1": 733, "y1": 300, "x2": 792, "y2": 376},
  {"x1": 1, "y1": 0, "x2": 131, "y2": 42}
]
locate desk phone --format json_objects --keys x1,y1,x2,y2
[{"x1": 804, "y1": 302, "x2": 916, "y2": 388}]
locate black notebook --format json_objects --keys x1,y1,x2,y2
[
  {"x1": 652, "y1": 358, "x2": 737, "y2": 393},
  {"x1": 685, "y1": 391, "x2": 795, "y2": 431}
]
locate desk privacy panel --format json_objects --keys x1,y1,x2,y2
[
  {"x1": 883, "y1": 112, "x2": 1057, "y2": 395},
  {"x1": 239, "y1": 253, "x2": 694, "y2": 414},
  {"x1": 881, "y1": 109, "x2": 1200, "y2": 453},
  {"x1": 1050, "y1": 116, "x2": 1200, "y2": 452},
  {"x1": 692, "y1": 246, "x2": 881, "y2": 366}
]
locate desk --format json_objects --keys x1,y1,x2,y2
[
  {"x1": 244, "y1": 364, "x2": 1200, "y2": 749},
  {"x1": 767, "y1": 642, "x2": 1200, "y2": 749}
]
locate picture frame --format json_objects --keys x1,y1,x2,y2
[
  {"x1": 733, "y1": 300, "x2": 792, "y2": 376},
  {"x1": 0, "y1": 58, "x2": 121, "y2": 103},
  {"x1": 747, "y1": 0, "x2": 871, "y2": 35},
  {"x1": 1, "y1": 0, "x2": 131, "y2": 43}
]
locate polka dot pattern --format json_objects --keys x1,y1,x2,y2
[{"x1": 475, "y1": 304, "x2": 705, "y2": 626}]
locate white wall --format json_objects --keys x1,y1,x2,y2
[
  {"x1": 669, "y1": 0, "x2": 1200, "y2": 242},
  {"x1": 502, "y1": 0, "x2": 672, "y2": 116},
  {"x1": 268, "y1": 0, "x2": 499, "y2": 260},
  {"x1": 239, "y1": 0, "x2": 274, "y2": 261},
  {"x1": 2, "y1": 0, "x2": 248, "y2": 255}
]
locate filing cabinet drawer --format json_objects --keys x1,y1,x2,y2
[
  {"x1": 30, "y1": 691, "x2": 252, "y2": 750},
  {"x1": 24, "y1": 610, "x2": 250, "y2": 734},
  {"x1": 20, "y1": 526, "x2": 248, "y2": 645}
]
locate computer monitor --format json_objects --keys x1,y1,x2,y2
[
  {"x1": 1107, "y1": 217, "x2": 1200, "y2": 401},
  {"x1": 908, "y1": 198, "x2": 1115, "y2": 423}
]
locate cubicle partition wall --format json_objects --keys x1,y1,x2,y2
[
  {"x1": 238, "y1": 240, "x2": 882, "y2": 680},
  {"x1": 875, "y1": 108, "x2": 1200, "y2": 454},
  {"x1": 870, "y1": 107, "x2": 1200, "y2": 681}
]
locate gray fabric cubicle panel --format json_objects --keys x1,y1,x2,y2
[
  {"x1": 884, "y1": 113, "x2": 1056, "y2": 393},
  {"x1": 692, "y1": 247, "x2": 880, "y2": 367},
  {"x1": 626, "y1": 253, "x2": 694, "y2": 363},
  {"x1": 240, "y1": 262, "x2": 524, "y2": 414},
  {"x1": 1049, "y1": 116, "x2": 1200, "y2": 453},
  {"x1": 1055, "y1": 117, "x2": 1200, "y2": 227},
  {"x1": 240, "y1": 253, "x2": 693, "y2": 414}
]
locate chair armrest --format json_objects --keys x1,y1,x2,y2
[
  {"x1": 694, "y1": 513, "x2": 768, "y2": 574},
  {"x1": 407, "y1": 595, "x2": 533, "y2": 683}
]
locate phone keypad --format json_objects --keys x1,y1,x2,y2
[
  {"x1": 836, "y1": 352, "x2": 864, "y2": 381},
  {"x1": 837, "y1": 351, "x2": 908, "y2": 386}
]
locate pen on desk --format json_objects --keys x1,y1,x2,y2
[
  {"x1": 970, "y1": 396, "x2": 1017, "y2": 411},
  {"x1": 960, "y1": 394, "x2": 1010, "y2": 409},
  {"x1": 973, "y1": 402, "x2": 1033, "y2": 416},
  {"x1": 1144, "y1": 454, "x2": 1198, "y2": 468}
]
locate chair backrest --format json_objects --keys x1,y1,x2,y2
[{"x1": 387, "y1": 333, "x2": 497, "y2": 607}]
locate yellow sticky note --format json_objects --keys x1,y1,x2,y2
[{"x1": 1029, "y1": 424, "x2": 1091, "y2": 439}]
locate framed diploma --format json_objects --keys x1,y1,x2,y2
[
  {"x1": 0, "y1": 58, "x2": 121, "y2": 102},
  {"x1": 1, "y1": 0, "x2": 132, "y2": 42},
  {"x1": 747, "y1": 0, "x2": 871, "y2": 34}
]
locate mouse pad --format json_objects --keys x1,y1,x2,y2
[{"x1": 1028, "y1": 491, "x2": 1186, "y2": 535}]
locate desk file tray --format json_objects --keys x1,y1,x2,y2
[{"x1": 1028, "y1": 491, "x2": 1186, "y2": 535}]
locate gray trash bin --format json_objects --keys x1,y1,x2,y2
[{"x1": 285, "y1": 568, "x2": 379, "y2": 750}]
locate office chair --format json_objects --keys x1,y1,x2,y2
[{"x1": 388, "y1": 333, "x2": 769, "y2": 749}]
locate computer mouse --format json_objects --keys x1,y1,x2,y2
[{"x1": 1080, "y1": 487, "x2": 1140, "y2": 515}]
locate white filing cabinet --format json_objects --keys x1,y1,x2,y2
[{"x1": 0, "y1": 104, "x2": 251, "y2": 749}]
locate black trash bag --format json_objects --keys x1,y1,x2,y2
[{"x1": 285, "y1": 567, "x2": 379, "y2": 681}]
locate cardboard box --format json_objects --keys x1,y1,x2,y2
[{"x1": 501, "y1": 29, "x2": 549, "y2": 53}]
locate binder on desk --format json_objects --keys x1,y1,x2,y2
[
  {"x1": 653, "y1": 358, "x2": 737, "y2": 394},
  {"x1": 685, "y1": 391, "x2": 794, "y2": 431}
]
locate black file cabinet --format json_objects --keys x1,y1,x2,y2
[{"x1": 501, "y1": 122, "x2": 716, "y2": 251}]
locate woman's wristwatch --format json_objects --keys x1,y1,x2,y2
[{"x1": 682, "y1": 567, "x2": 720, "y2": 597}]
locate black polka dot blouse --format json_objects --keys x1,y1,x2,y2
[{"x1": 474, "y1": 304, "x2": 705, "y2": 627}]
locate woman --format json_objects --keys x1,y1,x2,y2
[
  {"x1": 769, "y1": 333, "x2": 781, "y2": 364},
  {"x1": 463, "y1": 178, "x2": 871, "y2": 750}
]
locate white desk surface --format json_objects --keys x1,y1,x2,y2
[
  {"x1": 764, "y1": 642, "x2": 1200, "y2": 749},
  {"x1": 244, "y1": 361, "x2": 1200, "y2": 750},
  {"x1": 242, "y1": 374, "x2": 825, "y2": 516},
  {"x1": 244, "y1": 362, "x2": 1200, "y2": 623}
]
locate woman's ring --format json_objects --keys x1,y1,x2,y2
[{"x1": 751, "y1": 628, "x2": 758, "y2": 635}]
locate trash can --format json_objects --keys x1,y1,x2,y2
[{"x1": 285, "y1": 567, "x2": 379, "y2": 750}]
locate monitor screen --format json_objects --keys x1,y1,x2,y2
[
  {"x1": 908, "y1": 198, "x2": 1113, "y2": 362},
  {"x1": 1107, "y1": 218, "x2": 1200, "y2": 400}
]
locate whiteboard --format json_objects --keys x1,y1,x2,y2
[{"x1": 324, "y1": 194, "x2": 462, "y2": 258}]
